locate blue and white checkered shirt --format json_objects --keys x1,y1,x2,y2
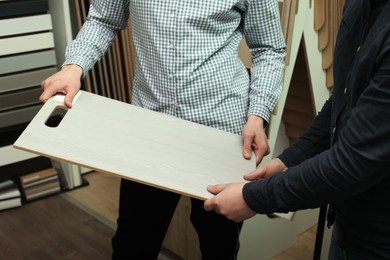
[{"x1": 64, "y1": 0, "x2": 285, "y2": 135}]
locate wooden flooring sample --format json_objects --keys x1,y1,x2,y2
[
  {"x1": 0, "y1": 14, "x2": 52, "y2": 37},
  {"x1": 14, "y1": 91, "x2": 255, "y2": 200}
]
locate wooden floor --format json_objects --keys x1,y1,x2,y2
[
  {"x1": 0, "y1": 194, "x2": 114, "y2": 260},
  {"x1": 0, "y1": 171, "x2": 317, "y2": 260}
]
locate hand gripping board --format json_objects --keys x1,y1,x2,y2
[{"x1": 14, "y1": 91, "x2": 255, "y2": 200}]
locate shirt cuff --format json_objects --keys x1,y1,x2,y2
[{"x1": 62, "y1": 56, "x2": 90, "y2": 78}]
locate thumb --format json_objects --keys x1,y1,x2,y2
[
  {"x1": 244, "y1": 166, "x2": 266, "y2": 181},
  {"x1": 203, "y1": 197, "x2": 216, "y2": 211},
  {"x1": 242, "y1": 135, "x2": 253, "y2": 159},
  {"x1": 207, "y1": 184, "x2": 226, "y2": 195}
]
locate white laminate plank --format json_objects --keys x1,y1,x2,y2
[
  {"x1": 0, "y1": 87, "x2": 42, "y2": 110},
  {"x1": 0, "y1": 145, "x2": 38, "y2": 167},
  {"x1": 0, "y1": 32, "x2": 54, "y2": 56},
  {"x1": 0, "y1": 50, "x2": 57, "y2": 75},
  {"x1": 0, "y1": 67, "x2": 58, "y2": 93},
  {"x1": 0, "y1": 14, "x2": 52, "y2": 37},
  {"x1": 14, "y1": 91, "x2": 256, "y2": 200},
  {"x1": 0, "y1": 104, "x2": 42, "y2": 128}
]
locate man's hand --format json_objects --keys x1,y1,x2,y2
[
  {"x1": 40, "y1": 64, "x2": 83, "y2": 108},
  {"x1": 204, "y1": 183, "x2": 256, "y2": 222},
  {"x1": 242, "y1": 115, "x2": 270, "y2": 165},
  {"x1": 204, "y1": 159, "x2": 287, "y2": 221},
  {"x1": 244, "y1": 158, "x2": 287, "y2": 181}
]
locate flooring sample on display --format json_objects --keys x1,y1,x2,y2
[
  {"x1": 0, "y1": 50, "x2": 56, "y2": 75},
  {"x1": 0, "y1": 87, "x2": 42, "y2": 111},
  {"x1": 0, "y1": 0, "x2": 49, "y2": 18},
  {"x1": 14, "y1": 91, "x2": 256, "y2": 200},
  {"x1": 0, "y1": 14, "x2": 52, "y2": 37},
  {"x1": 0, "y1": 105, "x2": 42, "y2": 128},
  {"x1": 0, "y1": 68, "x2": 57, "y2": 93},
  {"x1": 314, "y1": 0, "x2": 326, "y2": 31},
  {"x1": 0, "y1": 197, "x2": 22, "y2": 211},
  {"x1": 0, "y1": 32, "x2": 55, "y2": 57},
  {"x1": 0, "y1": 146, "x2": 38, "y2": 167},
  {"x1": 0, "y1": 156, "x2": 52, "y2": 182}
]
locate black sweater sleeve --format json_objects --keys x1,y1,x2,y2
[{"x1": 243, "y1": 36, "x2": 390, "y2": 214}]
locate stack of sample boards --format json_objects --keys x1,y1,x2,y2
[
  {"x1": 0, "y1": 0, "x2": 58, "y2": 131},
  {"x1": 20, "y1": 168, "x2": 61, "y2": 201},
  {"x1": 0, "y1": 179, "x2": 22, "y2": 211}
]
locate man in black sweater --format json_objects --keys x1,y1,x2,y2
[{"x1": 204, "y1": 0, "x2": 390, "y2": 258}]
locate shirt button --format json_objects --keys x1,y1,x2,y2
[
  {"x1": 169, "y1": 43, "x2": 174, "y2": 49},
  {"x1": 357, "y1": 46, "x2": 360, "y2": 52},
  {"x1": 344, "y1": 88, "x2": 347, "y2": 94},
  {"x1": 333, "y1": 127, "x2": 336, "y2": 134},
  {"x1": 170, "y1": 12, "x2": 175, "y2": 18},
  {"x1": 168, "y1": 74, "x2": 173, "y2": 79}
]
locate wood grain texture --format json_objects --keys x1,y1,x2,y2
[
  {"x1": 0, "y1": 195, "x2": 113, "y2": 260},
  {"x1": 0, "y1": 32, "x2": 55, "y2": 56},
  {"x1": 282, "y1": 43, "x2": 316, "y2": 147},
  {"x1": 314, "y1": 0, "x2": 325, "y2": 31},
  {"x1": 66, "y1": 172, "x2": 120, "y2": 224},
  {"x1": 0, "y1": 50, "x2": 57, "y2": 75},
  {"x1": 321, "y1": 0, "x2": 334, "y2": 70},
  {"x1": 0, "y1": 67, "x2": 58, "y2": 93},
  {"x1": 0, "y1": 87, "x2": 42, "y2": 110},
  {"x1": 317, "y1": 1, "x2": 329, "y2": 51},
  {"x1": 272, "y1": 226, "x2": 317, "y2": 260},
  {"x1": 281, "y1": 0, "x2": 292, "y2": 41},
  {"x1": 14, "y1": 91, "x2": 255, "y2": 200},
  {"x1": 315, "y1": 0, "x2": 345, "y2": 89},
  {"x1": 0, "y1": 14, "x2": 52, "y2": 37},
  {"x1": 284, "y1": 0, "x2": 298, "y2": 66},
  {"x1": 0, "y1": 105, "x2": 41, "y2": 128}
]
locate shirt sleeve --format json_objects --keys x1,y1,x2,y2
[
  {"x1": 63, "y1": 0, "x2": 130, "y2": 77},
  {"x1": 242, "y1": 44, "x2": 390, "y2": 214},
  {"x1": 244, "y1": 0, "x2": 286, "y2": 122}
]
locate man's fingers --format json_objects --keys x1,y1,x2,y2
[
  {"x1": 207, "y1": 184, "x2": 226, "y2": 195},
  {"x1": 203, "y1": 198, "x2": 216, "y2": 211},
  {"x1": 64, "y1": 88, "x2": 79, "y2": 108},
  {"x1": 254, "y1": 145, "x2": 270, "y2": 165},
  {"x1": 242, "y1": 136, "x2": 253, "y2": 159},
  {"x1": 244, "y1": 167, "x2": 265, "y2": 180},
  {"x1": 244, "y1": 170, "x2": 260, "y2": 180},
  {"x1": 254, "y1": 149, "x2": 262, "y2": 165},
  {"x1": 204, "y1": 184, "x2": 227, "y2": 211},
  {"x1": 39, "y1": 86, "x2": 58, "y2": 104},
  {"x1": 40, "y1": 79, "x2": 79, "y2": 108}
]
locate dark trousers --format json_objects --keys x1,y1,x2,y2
[
  {"x1": 112, "y1": 179, "x2": 243, "y2": 260},
  {"x1": 328, "y1": 221, "x2": 366, "y2": 260}
]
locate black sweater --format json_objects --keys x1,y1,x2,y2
[{"x1": 243, "y1": 0, "x2": 390, "y2": 258}]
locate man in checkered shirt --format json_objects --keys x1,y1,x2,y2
[{"x1": 41, "y1": 0, "x2": 285, "y2": 259}]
